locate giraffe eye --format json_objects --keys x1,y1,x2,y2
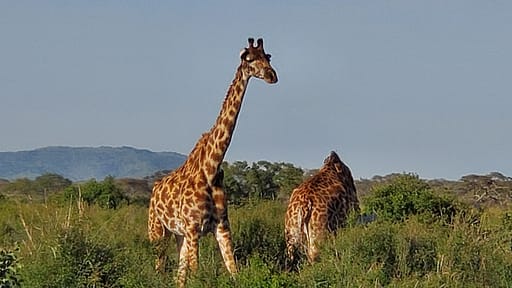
[
  {"x1": 244, "y1": 54, "x2": 255, "y2": 62},
  {"x1": 240, "y1": 49, "x2": 254, "y2": 62},
  {"x1": 266, "y1": 54, "x2": 271, "y2": 61}
]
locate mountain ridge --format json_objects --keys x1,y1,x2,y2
[{"x1": 0, "y1": 146, "x2": 187, "y2": 181}]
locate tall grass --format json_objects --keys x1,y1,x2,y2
[{"x1": 1, "y1": 196, "x2": 511, "y2": 287}]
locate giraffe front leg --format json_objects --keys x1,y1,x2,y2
[
  {"x1": 176, "y1": 222, "x2": 200, "y2": 287},
  {"x1": 186, "y1": 225, "x2": 200, "y2": 272},
  {"x1": 176, "y1": 235, "x2": 190, "y2": 288},
  {"x1": 212, "y1": 185, "x2": 237, "y2": 274}
]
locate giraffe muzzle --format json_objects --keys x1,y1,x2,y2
[{"x1": 264, "y1": 68, "x2": 278, "y2": 84}]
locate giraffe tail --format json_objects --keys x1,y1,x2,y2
[{"x1": 300, "y1": 198, "x2": 313, "y2": 253}]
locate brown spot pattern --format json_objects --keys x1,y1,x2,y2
[
  {"x1": 147, "y1": 38, "x2": 277, "y2": 288},
  {"x1": 284, "y1": 151, "x2": 360, "y2": 264}
]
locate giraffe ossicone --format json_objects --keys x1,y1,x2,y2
[{"x1": 147, "y1": 38, "x2": 277, "y2": 287}]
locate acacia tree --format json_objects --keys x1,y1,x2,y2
[
  {"x1": 35, "y1": 173, "x2": 72, "y2": 194},
  {"x1": 222, "y1": 160, "x2": 304, "y2": 203}
]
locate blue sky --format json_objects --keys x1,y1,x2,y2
[{"x1": 1, "y1": 1, "x2": 511, "y2": 180}]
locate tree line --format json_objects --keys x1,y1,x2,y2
[
  {"x1": 0, "y1": 160, "x2": 306, "y2": 208},
  {"x1": 2, "y1": 163, "x2": 511, "y2": 209}
]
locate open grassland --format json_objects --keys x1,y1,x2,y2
[{"x1": 1, "y1": 195, "x2": 512, "y2": 287}]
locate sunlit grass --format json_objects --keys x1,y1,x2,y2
[{"x1": 1, "y1": 197, "x2": 512, "y2": 287}]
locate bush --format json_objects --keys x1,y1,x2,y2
[
  {"x1": 440, "y1": 211, "x2": 512, "y2": 286},
  {"x1": 233, "y1": 212, "x2": 287, "y2": 271},
  {"x1": 363, "y1": 174, "x2": 458, "y2": 223},
  {"x1": 404, "y1": 236, "x2": 437, "y2": 276},
  {"x1": 0, "y1": 245, "x2": 22, "y2": 288},
  {"x1": 43, "y1": 227, "x2": 126, "y2": 288},
  {"x1": 235, "y1": 255, "x2": 297, "y2": 288},
  {"x1": 353, "y1": 225, "x2": 398, "y2": 286}
]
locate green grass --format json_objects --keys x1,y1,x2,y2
[{"x1": 1, "y1": 197, "x2": 512, "y2": 287}]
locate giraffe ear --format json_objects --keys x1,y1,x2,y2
[
  {"x1": 240, "y1": 48, "x2": 250, "y2": 61},
  {"x1": 334, "y1": 162, "x2": 343, "y2": 173}
]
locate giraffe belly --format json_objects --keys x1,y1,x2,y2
[
  {"x1": 157, "y1": 211, "x2": 214, "y2": 236},
  {"x1": 160, "y1": 216, "x2": 186, "y2": 236}
]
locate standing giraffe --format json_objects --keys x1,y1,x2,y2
[
  {"x1": 148, "y1": 38, "x2": 277, "y2": 287},
  {"x1": 284, "y1": 151, "x2": 359, "y2": 264}
]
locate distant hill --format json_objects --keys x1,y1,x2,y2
[{"x1": 0, "y1": 146, "x2": 187, "y2": 181}]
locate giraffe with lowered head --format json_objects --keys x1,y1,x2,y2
[
  {"x1": 285, "y1": 151, "x2": 360, "y2": 265},
  {"x1": 148, "y1": 38, "x2": 278, "y2": 287}
]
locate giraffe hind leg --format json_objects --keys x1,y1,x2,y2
[
  {"x1": 154, "y1": 234, "x2": 171, "y2": 273},
  {"x1": 148, "y1": 204, "x2": 170, "y2": 273},
  {"x1": 306, "y1": 223, "x2": 322, "y2": 263},
  {"x1": 284, "y1": 225, "x2": 303, "y2": 271}
]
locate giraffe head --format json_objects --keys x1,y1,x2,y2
[{"x1": 239, "y1": 38, "x2": 278, "y2": 84}]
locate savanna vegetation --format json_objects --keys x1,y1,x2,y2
[{"x1": 1, "y1": 164, "x2": 512, "y2": 287}]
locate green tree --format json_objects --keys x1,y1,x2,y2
[
  {"x1": 34, "y1": 173, "x2": 72, "y2": 195},
  {"x1": 65, "y1": 176, "x2": 127, "y2": 209},
  {"x1": 272, "y1": 162, "x2": 304, "y2": 200},
  {"x1": 222, "y1": 161, "x2": 249, "y2": 204},
  {"x1": 222, "y1": 161, "x2": 304, "y2": 203},
  {"x1": 246, "y1": 161, "x2": 279, "y2": 200}
]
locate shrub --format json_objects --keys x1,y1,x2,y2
[
  {"x1": 235, "y1": 255, "x2": 297, "y2": 288},
  {"x1": 43, "y1": 227, "x2": 126, "y2": 288},
  {"x1": 404, "y1": 236, "x2": 437, "y2": 276},
  {"x1": 0, "y1": 245, "x2": 22, "y2": 288},
  {"x1": 233, "y1": 216, "x2": 287, "y2": 271},
  {"x1": 363, "y1": 174, "x2": 458, "y2": 223},
  {"x1": 352, "y1": 224, "x2": 398, "y2": 286}
]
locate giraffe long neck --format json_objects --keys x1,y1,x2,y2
[{"x1": 203, "y1": 65, "x2": 249, "y2": 173}]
